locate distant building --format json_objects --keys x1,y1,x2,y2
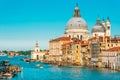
[
  {"x1": 0, "y1": 51, "x2": 7, "y2": 56},
  {"x1": 8, "y1": 51, "x2": 19, "y2": 56},
  {"x1": 31, "y1": 42, "x2": 45, "y2": 61}
]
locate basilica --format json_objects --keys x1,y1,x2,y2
[
  {"x1": 64, "y1": 4, "x2": 111, "y2": 39},
  {"x1": 31, "y1": 41, "x2": 45, "y2": 61}
]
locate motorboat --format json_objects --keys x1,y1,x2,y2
[
  {"x1": 3, "y1": 73, "x2": 12, "y2": 78},
  {"x1": 39, "y1": 66, "x2": 44, "y2": 69},
  {"x1": 36, "y1": 64, "x2": 40, "y2": 67}
]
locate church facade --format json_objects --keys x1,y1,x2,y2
[{"x1": 31, "y1": 42, "x2": 45, "y2": 61}]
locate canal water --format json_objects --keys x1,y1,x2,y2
[{"x1": 0, "y1": 56, "x2": 120, "y2": 80}]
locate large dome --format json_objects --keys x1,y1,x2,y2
[
  {"x1": 66, "y1": 17, "x2": 88, "y2": 30},
  {"x1": 66, "y1": 4, "x2": 88, "y2": 30},
  {"x1": 92, "y1": 17, "x2": 105, "y2": 33},
  {"x1": 64, "y1": 4, "x2": 89, "y2": 41}
]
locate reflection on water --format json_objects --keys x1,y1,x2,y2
[{"x1": 0, "y1": 56, "x2": 120, "y2": 80}]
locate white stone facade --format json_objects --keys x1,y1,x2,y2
[
  {"x1": 116, "y1": 54, "x2": 120, "y2": 69},
  {"x1": 64, "y1": 29, "x2": 89, "y2": 40},
  {"x1": 92, "y1": 32, "x2": 105, "y2": 37},
  {"x1": 102, "y1": 51, "x2": 117, "y2": 69},
  {"x1": 31, "y1": 42, "x2": 45, "y2": 61}
]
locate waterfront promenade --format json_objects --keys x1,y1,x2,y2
[{"x1": 0, "y1": 56, "x2": 120, "y2": 80}]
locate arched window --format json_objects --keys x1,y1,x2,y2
[
  {"x1": 95, "y1": 34, "x2": 97, "y2": 37},
  {"x1": 37, "y1": 55, "x2": 39, "y2": 60},
  {"x1": 77, "y1": 35, "x2": 79, "y2": 38},
  {"x1": 100, "y1": 48, "x2": 101, "y2": 53},
  {"x1": 76, "y1": 45, "x2": 78, "y2": 48},
  {"x1": 111, "y1": 44, "x2": 113, "y2": 47},
  {"x1": 107, "y1": 26, "x2": 110, "y2": 29},
  {"x1": 80, "y1": 35, "x2": 82, "y2": 40},
  {"x1": 69, "y1": 35, "x2": 71, "y2": 38},
  {"x1": 108, "y1": 44, "x2": 109, "y2": 47}
]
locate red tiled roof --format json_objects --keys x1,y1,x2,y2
[
  {"x1": 88, "y1": 36, "x2": 111, "y2": 42},
  {"x1": 105, "y1": 36, "x2": 111, "y2": 38},
  {"x1": 81, "y1": 43, "x2": 88, "y2": 46},
  {"x1": 50, "y1": 37, "x2": 71, "y2": 42},
  {"x1": 56, "y1": 37, "x2": 71, "y2": 41},
  {"x1": 81, "y1": 41, "x2": 89, "y2": 46},
  {"x1": 45, "y1": 52, "x2": 49, "y2": 55},
  {"x1": 81, "y1": 44, "x2": 88, "y2": 46},
  {"x1": 107, "y1": 47, "x2": 120, "y2": 51}
]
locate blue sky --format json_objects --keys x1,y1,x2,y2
[{"x1": 0, "y1": 0, "x2": 120, "y2": 51}]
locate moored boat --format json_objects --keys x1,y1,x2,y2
[
  {"x1": 3, "y1": 73, "x2": 12, "y2": 78},
  {"x1": 39, "y1": 66, "x2": 44, "y2": 69}
]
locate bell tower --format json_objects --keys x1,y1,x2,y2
[
  {"x1": 34, "y1": 41, "x2": 40, "y2": 52},
  {"x1": 105, "y1": 17, "x2": 111, "y2": 36},
  {"x1": 102, "y1": 18, "x2": 105, "y2": 27}
]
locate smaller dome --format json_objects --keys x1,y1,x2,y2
[
  {"x1": 92, "y1": 24, "x2": 105, "y2": 33},
  {"x1": 92, "y1": 17, "x2": 106, "y2": 33}
]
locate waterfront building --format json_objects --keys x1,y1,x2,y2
[
  {"x1": 81, "y1": 41, "x2": 90, "y2": 65},
  {"x1": 31, "y1": 42, "x2": 45, "y2": 61},
  {"x1": 64, "y1": 4, "x2": 89, "y2": 41},
  {"x1": 62, "y1": 38, "x2": 83, "y2": 65},
  {"x1": 89, "y1": 37, "x2": 103, "y2": 67},
  {"x1": 117, "y1": 52, "x2": 120, "y2": 70},
  {"x1": 44, "y1": 51, "x2": 49, "y2": 62},
  {"x1": 102, "y1": 47, "x2": 120, "y2": 70},
  {"x1": 49, "y1": 37, "x2": 71, "y2": 62},
  {"x1": 88, "y1": 36, "x2": 110, "y2": 67},
  {"x1": 111, "y1": 36, "x2": 120, "y2": 47}
]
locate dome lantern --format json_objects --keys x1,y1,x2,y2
[
  {"x1": 102, "y1": 18, "x2": 105, "y2": 27},
  {"x1": 96, "y1": 16, "x2": 101, "y2": 24},
  {"x1": 73, "y1": 3, "x2": 81, "y2": 17}
]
